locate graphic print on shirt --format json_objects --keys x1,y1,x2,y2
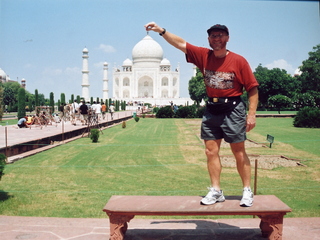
[{"x1": 204, "y1": 69, "x2": 235, "y2": 89}]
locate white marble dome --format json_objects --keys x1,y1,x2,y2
[
  {"x1": 132, "y1": 35, "x2": 163, "y2": 62},
  {"x1": 122, "y1": 58, "x2": 133, "y2": 66},
  {"x1": 160, "y1": 58, "x2": 171, "y2": 66},
  {"x1": 0, "y1": 68, "x2": 7, "y2": 82}
]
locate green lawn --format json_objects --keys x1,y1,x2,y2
[{"x1": 0, "y1": 117, "x2": 319, "y2": 219}]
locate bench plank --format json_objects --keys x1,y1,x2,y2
[{"x1": 103, "y1": 195, "x2": 291, "y2": 240}]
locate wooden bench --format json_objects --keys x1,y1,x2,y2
[{"x1": 103, "y1": 195, "x2": 291, "y2": 240}]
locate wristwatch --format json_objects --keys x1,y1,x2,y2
[{"x1": 159, "y1": 28, "x2": 166, "y2": 36}]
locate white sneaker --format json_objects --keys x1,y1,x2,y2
[
  {"x1": 240, "y1": 187, "x2": 254, "y2": 207},
  {"x1": 201, "y1": 187, "x2": 225, "y2": 205}
]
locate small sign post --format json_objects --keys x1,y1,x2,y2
[{"x1": 267, "y1": 134, "x2": 274, "y2": 148}]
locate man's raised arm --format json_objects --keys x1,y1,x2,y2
[{"x1": 144, "y1": 22, "x2": 187, "y2": 54}]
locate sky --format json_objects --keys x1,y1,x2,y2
[{"x1": 0, "y1": 0, "x2": 319, "y2": 100}]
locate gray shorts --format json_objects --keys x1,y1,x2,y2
[{"x1": 201, "y1": 101, "x2": 247, "y2": 143}]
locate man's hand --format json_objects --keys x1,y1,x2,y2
[
  {"x1": 144, "y1": 22, "x2": 163, "y2": 33},
  {"x1": 144, "y1": 22, "x2": 187, "y2": 53},
  {"x1": 246, "y1": 114, "x2": 256, "y2": 132}
]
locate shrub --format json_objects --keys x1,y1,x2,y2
[
  {"x1": 0, "y1": 153, "x2": 6, "y2": 181},
  {"x1": 134, "y1": 116, "x2": 140, "y2": 122},
  {"x1": 293, "y1": 107, "x2": 320, "y2": 128},
  {"x1": 90, "y1": 129, "x2": 100, "y2": 142},
  {"x1": 268, "y1": 94, "x2": 292, "y2": 113},
  {"x1": 195, "y1": 106, "x2": 206, "y2": 118},
  {"x1": 174, "y1": 105, "x2": 196, "y2": 118},
  {"x1": 153, "y1": 107, "x2": 159, "y2": 114},
  {"x1": 156, "y1": 106, "x2": 174, "y2": 118},
  {"x1": 122, "y1": 121, "x2": 126, "y2": 128}
]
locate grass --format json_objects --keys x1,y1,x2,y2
[{"x1": 0, "y1": 117, "x2": 319, "y2": 219}]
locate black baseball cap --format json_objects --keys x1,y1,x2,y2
[{"x1": 207, "y1": 24, "x2": 229, "y2": 35}]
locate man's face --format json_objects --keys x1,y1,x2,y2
[{"x1": 208, "y1": 30, "x2": 229, "y2": 51}]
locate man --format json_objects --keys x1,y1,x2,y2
[
  {"x1": 145, "y1": 22, "x2": 259, "y2": 207},
  {"x1": 79, "y1": 101, "x2": 89, "y2": 125},
  {"x1": 95, "y1": 101, "x2": 102, "y2": 121},
  {"x1": 71, "y1": 100, "x2": 80, "y2": 126},
  {"x1": 109, "y1": 103, "x2": 115, "y2": 120},
  {"x1": 17, "y1": 116, "x2": 29, "y2": 128},
  {"x1": 101, "y1": 102, "x2": 107, "y2": 119}
]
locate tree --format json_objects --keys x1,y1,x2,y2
[
  {"x1": 17, "y1": 88, "x2": 26, "y2": 119},
  {"x1": 3, "y1": 82, "x2": 21, "y2": 111},
  {"x1": 268, "y1": 94, "x2": 291, "y2": 114},
  {"x1": 38, "y1": 93, "x2": 46, "y2": 106},
  {"x1": 35, "y1": 89, "x2": 39, "y2": 107},
  {"x1": 0, "y1": 86, "x2": 3, "y2": 121},
  {"x1": 188, "y1": 68, "x2": 206, "y2": 106},
  {"x1": 25, "y1": 92, "x2": 34, "y2": 113},
  {"x1": 292, "y1": 92, "x2": 316, "y2": 110},
  {"x1": 297, "y1": 44, "x2": 320, "y2": 93},
  {"x1": 49, "y1": 92, "x2": 54, "y2": 114},
  {"x1": 254, "y1": 64, "x2": 297, "y2": 108},
  {"x1": 60, "y1": 93, "x2": 66, "y2": 105},
  {"x1": 3, "y1": 87, "x2": 15, "y2": 108},
  {"x1": 0, "y1": 153, "x2": 6, "y2": 181}
]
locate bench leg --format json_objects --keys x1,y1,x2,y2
[
  {"x1": 107, "y1": 213, "x2": 134, "y2": 240},
  {"x1": 258, "y1": 214, "x2": 285, "y2": 240}
]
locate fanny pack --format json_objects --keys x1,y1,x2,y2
[{"x1": 206, "y1": 96, "x2": 241, "y2": 115}]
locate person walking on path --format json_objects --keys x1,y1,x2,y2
[
  {"x1": 101, "y1": 102, "x2": 107, "y2": 120},
  {"x1": 145, "y1": 22, "x2": 259, "y2": 207},
  {"x1": 109, "y1": 103, "x2": 115, "y2": 120}
]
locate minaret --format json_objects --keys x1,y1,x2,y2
[
  {"x1": 81, "y1": 47, "x2": 90, "y2": 101},
  {"x1": 102, "y1": 62, "x2": 109, "y2": 100},
  {"x1": 21, "y1": 78, "x2": 26, "y2": 89}
]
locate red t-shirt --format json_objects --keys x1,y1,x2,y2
[{"x1": 186, "y1": 43, "x2": 259, "y2": 98}]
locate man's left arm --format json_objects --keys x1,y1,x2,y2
[{"x1": 246, "y1": 86, "x2": 258, "y2": 132}]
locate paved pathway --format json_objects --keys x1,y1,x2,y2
[
  {"x1": 0, "y1": 216, "x2": 319, "y2": 240},
  {"x1": 0, "y1": 111, "x2": 135, "y2": 162}
]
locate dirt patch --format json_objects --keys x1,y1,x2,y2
[
  {"x1": 181, "y1": 120, "x2": 304, "y2": 170},
  {"x1": 220, "y1": 140, "x2": 303, "y2": 169},
  {"x1": 220, "y1": 154, "x2": 302, "y2": 169}
]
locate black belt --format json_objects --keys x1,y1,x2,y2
[{"x1": 208, "y1": 96, "x2": 241, "y2": 103}]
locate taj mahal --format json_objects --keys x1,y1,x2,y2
[
  {"x1": 1, "y1": 35, "x2": 193, "y2": 107},
  {"x1": 81, "y1": 34, "x2": 192, "y2": 106}
]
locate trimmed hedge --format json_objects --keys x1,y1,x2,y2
[{"x1": 293, "y1": 107, "x2": 320, "y2": 128}]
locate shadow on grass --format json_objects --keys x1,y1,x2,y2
[{"x1": 0, "y1": 190, "x2": 13, "y2": 202}]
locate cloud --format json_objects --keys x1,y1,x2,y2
[
  {"x1": 294, "y1": 68, "x2": 302, "y2": 75},
  {"x1": 93, "y1": 61, "x2": 106, "y2": 69},
  {"x1": 98, "y1": 44, "x2": 116, "y2": 53},
  {"x1": 42, "y1": 67, "x2": 63, "y2": 76},
  {"x1": 65, "y1": 67, "x2": 81, "y2": 75},
  {"x1": 265, "y1": 59, "x2": 295, "y2": 74}
]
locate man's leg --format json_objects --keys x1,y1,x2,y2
[
  {"x1": 204, "y1": 139, "x2": 222, "y2": 190},
  {"x1": 230, "y1": 141, "x2": 251, "y2": 188},
  {"x1": 201, "y1": 139, "x2": 225, "y2": 205},
  {"x1": 230, "y1": 141, "x2": 254, "y2": 207}
]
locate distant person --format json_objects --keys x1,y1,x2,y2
[
  {"x1": 71, "y1": 100, "x2": 80, "y2": 125},
  {"x1": 109, "y1": 103, "x2": 115, "y2": 120},
  {"x1": 79, "y1": 101, "x2": 89, "y2": 125},
  {"x1": 17, "y1": 117, "x2": 29, "y2": 128},
  {"x1": 95, "y1": 101, "x2": 102, "y2": 120},
  {"x1": 101, "y1": 102, "x2": 107, "y2": 119}
]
